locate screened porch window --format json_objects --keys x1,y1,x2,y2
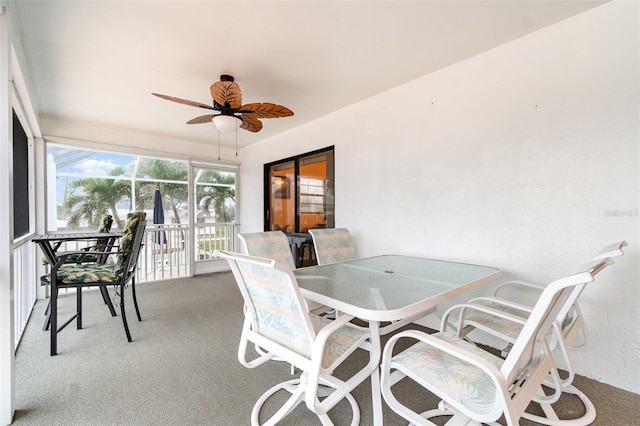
[{"x1": 46, "y1": 145, "x2": 193, "y2": 231}]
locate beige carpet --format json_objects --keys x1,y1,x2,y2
[{"x1": 12, "y1": 272, "x2": 640, "y2": 425}]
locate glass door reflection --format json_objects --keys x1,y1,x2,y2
[{"x1": 265, "y1": 146, "x2": 334, "y2": 233}]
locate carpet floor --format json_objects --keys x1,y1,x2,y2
[{"x1": 12, "y1": 272, "x2": 640, "y2": 425}]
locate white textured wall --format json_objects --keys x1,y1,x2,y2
[{"x1": 239, "y1": 1, "x2": 640, "y2": 393}]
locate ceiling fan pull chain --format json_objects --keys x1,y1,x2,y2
[
  {"x1": 235, "y1": 126, "x2": 238, "y2": 157},
  {"x1": 217, "y1": 128, "x2": 221, "y2": 161}
]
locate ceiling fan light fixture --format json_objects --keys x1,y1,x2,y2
[{"x1": 213, "y1": 115, "x2": 241, "y2": 132}]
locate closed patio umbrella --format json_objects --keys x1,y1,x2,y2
[{"x1": 153, "y1": 189, "x2": 167, "y2": 244}]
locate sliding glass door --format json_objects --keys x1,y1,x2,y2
[
  {"x1": 267, "y1": 160, "x2": 295, "y2": 233},
  {"x1": 265, "y1": 146, "x2": 334, "y2": 233}
]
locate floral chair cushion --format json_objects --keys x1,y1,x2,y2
[
  {"x1": 309, "y1": 228, "x2": 358, "y2": 265},
  {"x1": 459, "y1": 304, "x2": 527, "y2": 342},
  {"x1": 43, "y1": 212, "x2": 146, "y2": 286},
  {"x1": 391, "y1": 331, "x2": 504, "y2": 416},
  {"x1": 239, "y1": 231, "x2": 326, "y2": 313},
  {"x1": 51, "y1": 263, "x2": 118, "y2": 284},
  {"x1": 233, "y1": 253, "x2": 368, "y2": 371},
  {"x1": 42, "y1": 214, "x2": 114, "y2": 265},
  {"x1": 459, "y1": 301, "x2": 555, "y2": 349},
  {"x1": 98, "y1": 215, "x2": 114, "y2": 233},
  {"x1": 310, "y1": 314, "x2": 368, "y2": 370},
  {"x1": 114, "y1": 212, "x2": 146, "y2": 276},
  {"x1": 238, "y1": 260, "x2": 315, "y2": 358},
  {"x1": 239, "y1": 231, "x2": 297, "y2": 269},
  {"x1": 92, "y1": 214, "x2": 115, "y2": 256}
]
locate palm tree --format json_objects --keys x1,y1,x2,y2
[
  {"x1": 64, "y1": 167, "x2": 131, "y2": 229},
  {"x1": 197, "y1": 171, "x2": 235, "y2": 222},
  {"x1": 136, "y1": 159, "x2": 188, "y2": 223}
]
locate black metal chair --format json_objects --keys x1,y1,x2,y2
[
  {"x1": 41, "y1": 214, "x2": 117, "y2": 329},
  {"x1": 45, "y1": 212, "x2": 147, "y2": 355}
]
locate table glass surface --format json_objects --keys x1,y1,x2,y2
[
  {"x1": 294, "y1": 255, "x2": 500, "y2": 321},
  {"x1": 33, "y1": 232, "x2": 123, "y2": 265},
  {"x1": 33, "y1": 232, "x2": 121, "y2": 242}
]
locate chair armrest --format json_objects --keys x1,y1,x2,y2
[
  {"x1": 306, "y1": 313, "x2": 373, "y2": 415},
  {"x1": 492, "y1": 280, "x2": 544, "y2": 297},
  {"x1": 311, "y1": 313, "x2": 357, "y2": 359},
  {"x1": 467, "y1": 296, "x2": 534, "y2": 314},
  {"x1": 54, "y1": 248, "x2": 131, "y2": 266},
  {"x1": 385, "y1": 329, "x2": 505, "y2": 374},
  {"x1": 440, "y1": 302, "x2": 527, "y2": 334},
  {"x1": 591, "y1": 240, "x2": 627, "y2": 260},
  {"x1": 56, "y1": 248, "x2": 130, "y2": 257},
  {"x1": 41, "y1": 242, "x2": 111, "y2": 264}
]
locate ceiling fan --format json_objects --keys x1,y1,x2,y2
[{"x1": 152, "y1": 74, "x2": 293, "y2": 133}]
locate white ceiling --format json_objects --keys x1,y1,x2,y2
[{"x1": 9, "y1": 1, "x2": 606, "y2": 150}]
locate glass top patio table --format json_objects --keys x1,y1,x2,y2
[
  {"x1": 294, "y1": 254, "x2": 501, "y2": 322},
  {"x1": 295, "y1": 254, "x2": 501, "y2": 426},
  {"x1": 33, "y1": 232, "x2": 122, "y2": 265}
]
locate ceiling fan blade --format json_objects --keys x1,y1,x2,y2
[
  {"x1": 210, "y1": 81, "x2": 242, "y2": 109},
  {"x1": 239, "y1": 103, "x2": 294, "y2": 119},
  {"x1": 239, "y1": 115, "x2": 263, "y2": 133},
  {"x1": 152, "y1": 93, "x2": 214, "y2": 110},
  {"x1": 186, "y1": 114, "x2": 215, "y2": 124}
]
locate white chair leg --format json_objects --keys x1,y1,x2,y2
[
  {"x1": 316, "y1": 392, "x2": 359, "y2": 426},
  {"x1": 250, "y1": 377, "x2": 360, "y2": 426},
  {"x1": 251, "y1": 378, "x2": 305, "y2": 426}
]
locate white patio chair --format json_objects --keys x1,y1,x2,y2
[
  {"x1": 216, "y1": 250, "x2": 379, "y2": 426},
  {"x1": 239, "y1": 231, "x2": 298, "y2": 269},
  {"x1": 489, "y1": 240, "x2": 626, "y2": 308},
  {"x1": 446, "y1": 241, "x2": 626, "y2": 390},
  {"x1": 380, "y1": 257, "x2": 611, "y2": 426},
  {"x1": 238, "y1": 231, "x2": 327, "y2": 314},
  {"x1": 308, "y1": 228, "x2": 358, "y2": 265},
  {"x1": 307, "y1": 228, "x2": 359, "y2": 320}
]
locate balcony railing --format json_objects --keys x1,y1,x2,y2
[
  {"x1": 138, "y1": 223, "x2": 190, "y2": 282},
  {"x1": 193, "y1": 222, "x2": 239, "y2": 260},
  {"x1": 14, "y1": 239, "x2": 37, "y2": 347},
  {"x1": 34, "y1": 222, "x2": 239, "y2": 284},
  {"x1": 137, "y1": 222, "x2": 239, "y2": 281}
]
